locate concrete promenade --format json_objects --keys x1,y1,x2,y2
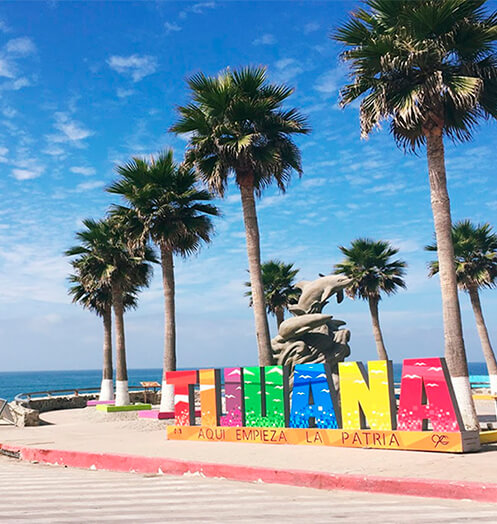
[
  {"x1": 4, "y1": 456, "x2": 497, "y2": 523},
  {"x1": 2, "y1": 403, "x2": 497, "y2": 502}
]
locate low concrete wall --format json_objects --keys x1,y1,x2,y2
[
  {"x1": 23, "y1": 390, "x2": 161, "y2": 413},
  {"x1": 25, "y1": 394, "x2": 95, "y2": 413}
]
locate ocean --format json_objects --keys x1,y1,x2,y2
[
  {"x1": 0, "y1": 363, "x2": 491, "y2": 401},
  {"x1": 0, "y1": 368, "x2": 163, "y2": 401}
]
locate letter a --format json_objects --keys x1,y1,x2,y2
[
  {"x1": 290, "y1": 364, "x2": 339, "y2": 429},
  {"x1": 397, "y1": 358, "x2": 462, "y2": 432}
]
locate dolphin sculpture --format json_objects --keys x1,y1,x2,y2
[
  {"x1": 277, "y1": 313, "x2": 333, "y2": 341},
  {"x1": 288, "y1": 274, "x2": 352, "y2": 316}
]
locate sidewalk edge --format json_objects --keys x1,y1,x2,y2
[{"x1": 1, "y1": 442, "x2": 495, "y2": 502}]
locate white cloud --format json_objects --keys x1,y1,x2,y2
[
  {"x1": 0, "y1": 20, "x2": 10, "y2": 33},
  {"x1": 5, "y1": 76, "x2": 30, "y2": 90},
  {"x1": 5, "y1": 37, "x2": 36, "y2": 57},
  {"x1": 43, "y1": 313, "x2": 62, "y2": 325},
  {"x1": 301, "y1": 177, "x2": 327, "y2": 189},
  {"x1": 75, "y1": 180, "x2": 105, "y2": 192},
  {"x1": 345, "y1": 174, "x2": 370, "y2": 186},
  {"x1": 177, "y1": 131, "x2": 194, "y2": 143},
  {"x1": 259, "y1": 193, "x2": 288, "y2": 209},
  {"x1": 303, "y1": 22, "x2": 320, "y2": 34},
  {"x1": 388, "y1": 238, "x2": 423, "y2": 254},
  {"x1": 2, "y1": 106, "x2": 17, "y2": 118},
  {"x1": 48, "y1": 112, "x2": 93, "y2": 144},
  {"x1": 191, "y1": 2, "x2": 215, "y2": 14},
  {"x1": 11, "y1": 156, "x2": 45, "y2": 181},
  {"x1": 0, "y1": 57, "x2": 15, "y2": 78},
  {"x1": 315, "y1": 66, "x2": 346, "y2": 97},
  {"x1": 12, "y1": 166, "x2": 44, "y2": 181},
  {"x1": 225, "y1": 194, "x2": 240, "y2": 204},
  {"x1": 273, "y1": 58, "x2": 304, "y2": 83},
  {"x1": 164, "y1": 22, "x2": 181, "y2": 33},
  {"x1": 0, "y1": 36, "x2": 36, "y2": 91},
  {"x1": 70, "y1": 166, "x2": 96, "y2": 176},
  {"x1": 116, "y1": 87, "x2": 135, "y2": 98},
  {"x1": 0, "y1": 243, "x2": 70, "y2": 305},
  {"x1": 179, "y1": 2, "x2": 215, "y2": 18},
  {"x1": 364, "y1": 182, "x2": 406, "y2": 195},
  {"x1": 42, "y1": 145, "x2": 66, "y2": 157},
  {"x1": 253, "y1": 33, "x2": 276, "y2": 46},
  {"x1": 107, "y1": 54, "x2": 157, "y2": 82}
]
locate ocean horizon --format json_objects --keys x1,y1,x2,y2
[{"x1": 0, "y1": 362, "x2": 491, "y2": 402}]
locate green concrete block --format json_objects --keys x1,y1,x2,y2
[{"x1": 96, "y1": 403, "x2": 152, "y2": 413}]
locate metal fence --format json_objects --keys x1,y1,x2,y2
[{"x1": 14, "y1": 385, "x2": 146, "y2": 405}]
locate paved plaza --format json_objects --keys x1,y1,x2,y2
[
  {"x1": 1, "y1": 456, "x2": 497, "y2": 523},
  {"x1": 2, "y1": 406, "x2": 497, "y2": 484}
]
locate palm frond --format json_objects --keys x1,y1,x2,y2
[
  {"x1": 334, "y1": 238, "x2": 407, "y2": 301},
  {"x1": 425, "y1": 219, "x2": 497, "y2": 290},
  {"x1": 333, "y1": 0, "x2": 497, "y2": 150},
  {"x1": 170, "y1": 65, "x2": 309, "y2": 196}
]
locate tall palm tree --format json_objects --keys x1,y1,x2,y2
[
  {"x1": 334, "y1": 239, "x2": 407, "y2": 360},
  {"x1": 244, "y1": 260, "x2": 300, "y2": 329},
  {"x1": 334, "y1": 0, "x2": 497, "y2": 430},
  {"x1": 426, "y1": 220, "x2": 497, "y2": 393},
  {"x1": 170, "y1": 66, "x2": 310, "y2": 365},
  {"x1": 67, "y1": 268, "x2": 139, "y2": 402},
  {"x1": 107, "y1": 150, "x2": 220, "y2": 411},
  {"x1": 66, "y1": 218, "x2": 156, "y2": 406}
]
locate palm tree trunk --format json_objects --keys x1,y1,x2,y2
[
  {"x1": 112, "y1": 281, "x2": 129, "y2": 406},
  {"x1": 368, "y1": 297, "x2": 388, "y2": 360},
  {"x1": 275, "y1": 307, "x2": 285, "y2": 330},
  {"x1": 239, "y1": 177, "x2": 273, "y2": 365},
  {"x1": 468, "y1": 286, "x2": 497, "y2": 394},
  {"x1": 159, "y1": 242, "x2": 176, "y2": 412},
  {"x1": 99, "y1": 305, "x2": 114, "y2": 401},
  {"x1": 425, "y1": 129, "x2": 478, "y2": 431}
]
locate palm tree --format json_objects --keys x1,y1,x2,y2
[
  {"x1": 67, "y1": 267, "x2": 139, "y2": 402},
  {"x1": 66, "y1": 218, "x2": 156, "y2": 406},
  {"x1": 426, "y1": 220, "x2": 497, "y2": 393},
  {"x1": 107, "y1": 150, "x2": 220, "y2": 411},
  {"x1": 334, "y1": 239, "x2": 407, "y2": 360},
  {"x1": 334, "y1": 0, "x2": 497, "y2": 430},
  {"x1": 170, "y1": 66, "x2": 310, "y2": 365},
  {"x1": 244, "y1": 260, "x2": 300, "y2": 329}
]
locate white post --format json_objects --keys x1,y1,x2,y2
[
  {"x1": 490, "y1": 375, "x2": 497, "y2": 420},
  {"x1": 115, "y1": 380, "x2": 130, "y2": 406},
  {"x1": 99, "y1": 379, "x2": 114, "y2": 401},
  {"x1": 159, "y1": 378, "x2": 175, "y2": 413}
]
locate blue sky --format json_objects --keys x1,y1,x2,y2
[{"x1": 1, "y1": 1, "x2": 496, "y2": 372}]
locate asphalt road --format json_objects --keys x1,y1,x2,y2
[{"x1": 1, "y1": 455, "x2": 496, "y2": 523}]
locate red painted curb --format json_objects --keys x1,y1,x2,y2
[{"x1": 1, "y1": 442, "x2": 496, "y2": 502}]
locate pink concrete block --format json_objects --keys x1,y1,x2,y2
[
  {"x1": 138, "y1": 409, "x2": 201, "y2": 419},
  {"x1": 138, "y1": 410, "x2": 173, "y2": 419}
]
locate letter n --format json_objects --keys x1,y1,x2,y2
[
  {"x1": 243, "y1": 366, "x2": 289, "y2": 428},
  {"x1": 339, "y1": 360, "x2": 396, "y2": 430}
]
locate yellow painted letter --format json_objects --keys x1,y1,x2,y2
[
  {"x1": 339, "y1": 361, "x2": 396, "y2": 430},
  {"x1": 199, "y1": 369, "x2": 221, "y2": 426}
]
